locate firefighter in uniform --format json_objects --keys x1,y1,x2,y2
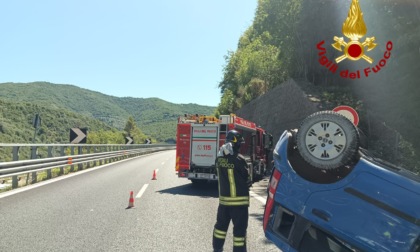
[{"x1": 213, "y1": 130, "x2": 251, "y2": 252}]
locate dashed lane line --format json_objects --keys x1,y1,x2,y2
[{"x1": 136, "y1": 184, "x2": 149, "y2": 199}]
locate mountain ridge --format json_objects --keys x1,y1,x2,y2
[{"x1": 0, "y1": 82, "x2": 217, "y2": 141}]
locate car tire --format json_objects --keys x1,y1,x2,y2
[{"x1": 296, "y1": 111, "x2": 360, "y2": 170}]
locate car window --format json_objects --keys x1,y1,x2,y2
[{"x1": 299, "y1": 226, "x2": 360, "y2": 252}]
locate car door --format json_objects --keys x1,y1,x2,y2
[{"x1": 303, "y1": 167, "x2": 420, "y2": 252}]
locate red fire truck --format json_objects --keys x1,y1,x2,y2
[{"x1": 176, "y1": 114, "x2": 273, "y2": 184}]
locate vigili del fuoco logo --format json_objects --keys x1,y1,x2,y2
[{"x1": 317, "y1": 0, "x2": 393, "y2": 79}]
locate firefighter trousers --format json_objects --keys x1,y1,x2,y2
[{"x1": 213, "y1": 205, "x2": 248, "y2": 252}]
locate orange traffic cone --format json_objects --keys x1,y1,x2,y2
[
  {"x1": 152, "y1": 170, "x2": 157, "y2": 180},
  {"x1": 126, "y1": 191, "x2": 135, "y2": 209}
]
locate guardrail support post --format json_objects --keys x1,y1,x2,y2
[
  {"x1": 78, "y1": 146, "x2": 83, "y2": 171},
  {"x1": 31, "y1": 146, "x2": 38, "y2": 184},
  {"x1": 108, "y1": 146, "x2": 112, "y2": 163},
  {"x1": 12, "y1": 147, "x2": 20, "y2": 189},
  {"x1": 95, "y1": 146, "x2": 101, "y2": 165},
  {"x1": 12, "y1": 146, "x2": 19, "y2": 161},
  {"x1": 70, "y1": 147, "x2": 75, "y2": 172},
  {"x1": 86, "y1": 147, "x2": 91, "y2": 168},
  {"x1": 60, "y1": 146, "x2": 65, "y2": 175},
  {"x1": 102, "y1": 146, "x2": 106, "y2": 164},
  {"x1": 47, "y1": 146, "x2": 53, "y2": 179}
]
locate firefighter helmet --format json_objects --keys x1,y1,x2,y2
[{"x1": 226, "y1": 130, "x2": 244, "y2": 150}]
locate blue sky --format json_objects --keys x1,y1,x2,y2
[{"x1": 0, "y1": 0, "x2": 257, "y2": 107}]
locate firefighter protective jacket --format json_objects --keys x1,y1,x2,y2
[{"x1": 216, "y1": 151, "x2": 250, "y2": 206}]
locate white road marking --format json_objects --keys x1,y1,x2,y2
[
  {"x1": 136, "y1": 184, "x2": 149, "y2": 199},
  {"x1": 161, "y1": 162, "x2": 165, "y2": 165},
  {"x1": 250, "y1": 191, "x2": 267, "y2": 205}
]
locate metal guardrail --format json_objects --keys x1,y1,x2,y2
[{"x1": 0, "y1": 143, "x2": 175, "y2": 189}]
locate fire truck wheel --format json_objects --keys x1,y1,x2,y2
[
  {"x1": 253, "y1": 160, "x2": 265, "y2": 182},
  {"x1": 296, "y1": 111, "x2": 360, "y2": 170}
]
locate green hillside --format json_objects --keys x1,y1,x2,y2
[
  {"x1": 0, "y1": 99, "x2": 115, "y2": 144},
  {"x1": 0, "y1": 99, "x2": 122, "y2": 161},
  {"x1": 0, "y1": 82, "x2": 216, "y2": 141}
]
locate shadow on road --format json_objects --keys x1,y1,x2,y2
[
  {"x1": 157, "y1": 181, "x2": 218, "y2": 198},
  {"x1": 250, "y1": 212, "x2": 264, "y2": 223}
]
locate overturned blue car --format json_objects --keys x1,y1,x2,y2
[{"x1": 263, "y1": 111, "x2": 420, "y2": 252}]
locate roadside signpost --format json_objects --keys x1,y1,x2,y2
[
  {"x1": 70, "y1": 128, "x2": 87, "y2": 144},
  {"x1": 69, "y1": 127, "x2": 88, "y2": 171},
  {"x1": 125, "y1": 136, "x2": 134, "y2": 145},
  {"x1": 333, "y1": 105, "x2": 359, "y2": 126}
]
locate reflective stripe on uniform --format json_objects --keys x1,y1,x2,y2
[
  {"x1": 213, "y1": 228, "x2": 227, "y2": 239},
  {"x1": 233, "y1": 236, "x2": 245, "y2": 246},
  {"x1": 219, "y1": 196, "x2": 249, "y2": 206},
  {"x1": 219, "y1": 201, "x2": 249, "y2": 206},
  {"x1": 219, "y1": 196, "x2": 249, "y2": 202},
  {"x1": 227, "y1": 169, "x2": 236, "y2": 197}
]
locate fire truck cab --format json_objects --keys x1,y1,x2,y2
[{"x1": 176, "y1": 114, "x2": 273, "y2": 184}]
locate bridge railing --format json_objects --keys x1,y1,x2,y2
[{"x1": 0, "y1": 143, "x2": 175, "y2": 189}]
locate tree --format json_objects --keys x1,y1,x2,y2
[
  {"x1": 216, "y1": 89, "x2": 236, "y2": 115},
  {"x1": 124, "y1": 116, "x2": 147, "y2": 144},
  {"x1": 124, "y1": 116, "x2": 137, "y2": 135}
]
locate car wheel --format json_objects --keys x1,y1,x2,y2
[{"x1": 296, "y1": 111, "x2": 360, "y2": 170}]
